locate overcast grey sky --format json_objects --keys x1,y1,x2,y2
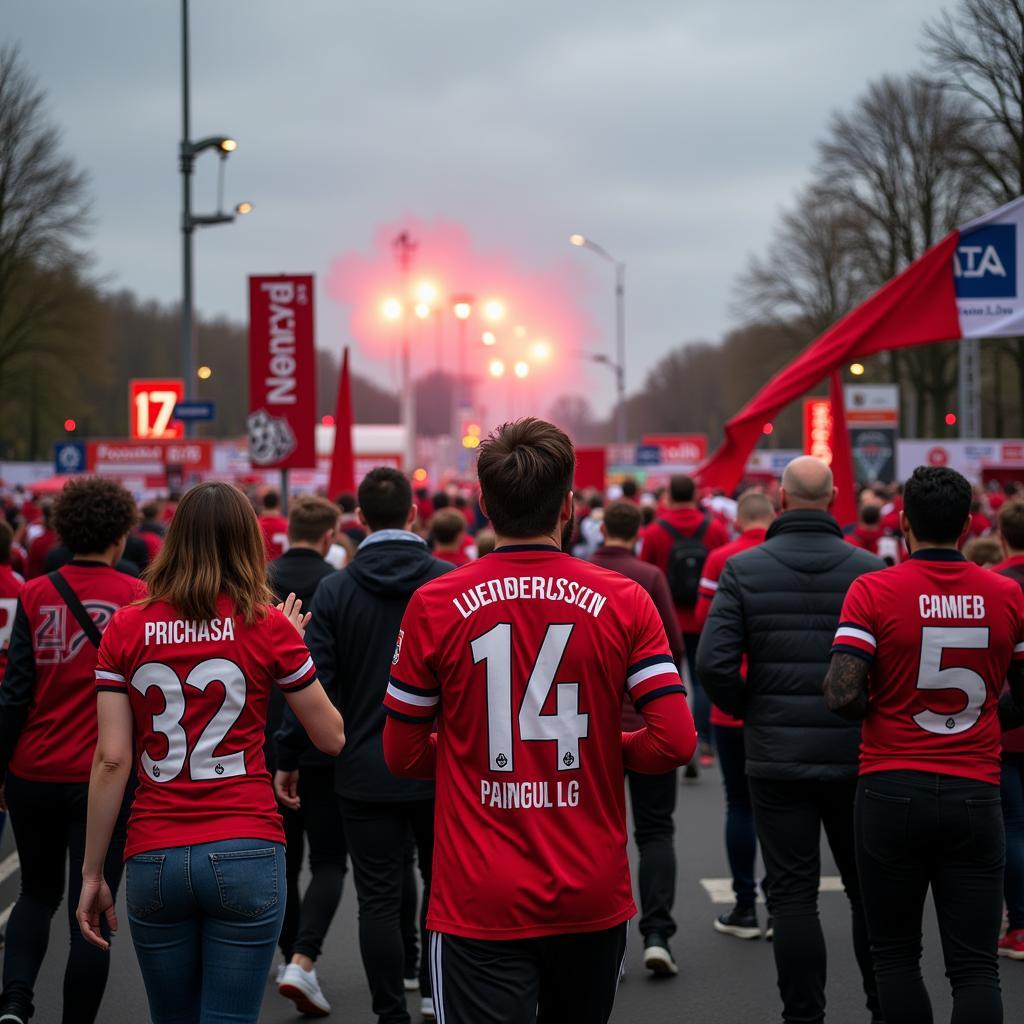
[{"x1": 6, "y1": 0, "x2": 944, "y2": 411}]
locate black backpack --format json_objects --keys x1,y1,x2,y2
[{"x1": 658, "y1": 516, "x2": 710, "y2": 608}]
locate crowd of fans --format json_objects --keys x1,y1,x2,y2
[{"x1": 0, "y1": 458, "x2": 1022, "y2": 1023}]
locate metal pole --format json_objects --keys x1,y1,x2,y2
[
  {"x1": 180, "y1": 0, "x2": 195, "y2": 438},
  {"x1": 393, "y1": 232, "x2": 417, "y2": 472},
  {"x1": 615, "y1": 262, "x2": 626, "y2": 445},
  {"x1": 958, "y1": 337, "x2": 981, "y2": 439}
]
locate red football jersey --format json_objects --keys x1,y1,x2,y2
[
  {"x1": 832, "y1": 551, "x2": 1024, "y2": 785},
  {"x1": 95, "y1": 597, "x2": 317, "y2": 859},
  {"x1": 385, "y1": 545, "x2": 685, "y2": 940},
  {"x1": 0, "y1": 565, "x2": 24, "y2": 679},
  {"x1": 259, "y1": 515, "x2": 290, "y2": 561},
  {"x1": 11, "y1": 564, "x2": 145, "y2": 782}
]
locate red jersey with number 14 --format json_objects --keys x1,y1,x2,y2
[
  {"x1": 832, "y1": 551, "x2": 1024, "y2": 785},
  {"x1": 385, "y1": 546, "x2": 686, "y2": 940},
  {"x1": 95, "y1": 596, "x2": 317, "y2": 858}
]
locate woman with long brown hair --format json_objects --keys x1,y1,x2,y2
[{"x1": 75, "y1": 482, "x2": 344, "y2": 1024}]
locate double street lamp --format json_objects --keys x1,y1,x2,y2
[
  {"x1": 570, "y1": 233, "x2": 627, "y2": 446},
  {"x1": 180, "y1": 0, "x2": 251, "y2": 436}
]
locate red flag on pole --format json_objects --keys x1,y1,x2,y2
[
  {"x1": 828, "y1": 372, "x2": 858, "y2": 530},
  {"x1": 328, "y1": 347, "x2": 356, "y2": 500}
]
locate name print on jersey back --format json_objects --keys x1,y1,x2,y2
[{"x1": 833, "y1": 553, "x2": 1024, "y2": 785}]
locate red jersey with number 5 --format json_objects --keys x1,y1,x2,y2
[
  {"x1": 384, "y1": 546, "x2": 686, "y2": 940},
  {"x1": 95, "y1": 596, "x2": 317, "y2": 858},
  {"x1": 832, "y1": 550, "x2": 1024, "y2": 785}
]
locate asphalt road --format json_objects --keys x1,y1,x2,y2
[{"x1": 10, "y1": 764, "x2": 1024, "y2": 1023}]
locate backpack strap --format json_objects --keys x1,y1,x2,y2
[
  {"x1": 48, "y1": 570, "x2": 102, "y2": 648},
  {"x1": 693, "y1": 514, "x2": 711, "y2": 543},
  {"x1": 657, "y1": 520, "x2": 685, "y2": 543}
]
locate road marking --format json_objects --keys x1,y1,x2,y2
[
  {"x1": 0, "y1": 851, "x2": 19, "y2": 887},
  {"x1": 700, "y1": 876, "x2": 844, "y2": 905}
]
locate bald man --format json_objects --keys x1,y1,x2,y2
[{"x1": 697, "y1": 456, "x2": 885, "y2": 1024}]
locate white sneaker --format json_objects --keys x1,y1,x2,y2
[
  {"x1": 274, "y1": 962, "x2": 287, "y2": 985},
  {"x1": 278, "y1": 962, "x2": 331, "y2": 1017},
  {"x1": 643, "y1": 942, "x2": 678, "y2": 976},
  {"x1": 421, "y1": 995, "x2": 436, "y2": 1019},
  {"x1": 404, "y1": 975, "x2": 420, "y2": 991}
]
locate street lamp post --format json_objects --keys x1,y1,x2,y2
[
  {"x1": 180, "y1": 0, "x2": 251, "y2": 437},
  {"x1": 570, "y1": 234, "x2": 627, "y2": 446}
]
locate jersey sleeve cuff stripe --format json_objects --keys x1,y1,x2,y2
[
  {"x1": 386, "y1": 683, "x2": 439, "y2": 708},
  {"x1": 96, "y1": 670, "x2": 125, "y2": 683},
  {"x1": 388, "y1": 675, "x2": 441, "y2": 698},
  {"x1": 96, "y1": 683, "x2": 128, "y2": 693},
  {"x1": 279, "y1": 674, "x2": 317, "y2": 694},
  {"x1": 385, "y1": 705, "x2": 437, "y2": 724},
  {"x1": 834, "y1": 626, "x2": 876, "y2": 648},
  {"x1": 633, "y1": 683, "x2": 687, "y2": 710},
  {"x1": 276, "y1": 656, "x2": 315, "y2": 687},
  {"x1": 627, "y1": 658, "x2": 678, "y2": 688},
  {"x1": 831, "y1": 643, "x2": 875, "y2": 664}
]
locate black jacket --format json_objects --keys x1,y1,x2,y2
[
  {"x1": 267, "y1": 548, "x2": 336, "y2": 771},
  {"x1": 277, "y1": 535, "x2": 452, "y2": 799},
  {"x1": 696, "y1": 510, "x2": 884, "y2": 781}
]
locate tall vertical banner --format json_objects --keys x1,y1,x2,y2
[{"x1": 247, "y1": 275, "x2": 316, "y2": 470}]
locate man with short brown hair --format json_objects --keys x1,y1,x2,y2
[{"x1": 384, "y1": 418, "x2": 696, "y2": 1023}]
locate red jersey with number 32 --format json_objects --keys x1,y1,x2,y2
[
  {"x1": 832, "y1": 552, "x2": 1024, "y2": 785},
  {"x1": 96, "y1": 596, "x2": 317, "y2": 858},
  {"x1": 385, "y1": 546, "x2": 685, "y2": 940}
]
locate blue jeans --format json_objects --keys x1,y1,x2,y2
[
  {"x1": 1002, "y1": 752, "x2": 1024, "y2": 931},
  {"x1": 126, "y1": 838, "x2": 286, "y2": 1024},
  {"x1": 713, "y1": 723, "x2": 758, "y2": 907}
]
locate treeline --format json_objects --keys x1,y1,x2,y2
[
  {"x1": 550, "y1": 0, "x2": 1024, "y2": 448},
  {"x1": 4, "y1": 2, "x2": 1024, "y2": 460}
]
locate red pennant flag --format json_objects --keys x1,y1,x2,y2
[
  {"x1": 328, "y1": 347, "x2": 356, "y2": 500},
  {"x1": 828, "y1": 372, "x2": 857, "y2": 530},
  {"x1": 697, "y1": 231, "x2": 960, "y2": 492}
]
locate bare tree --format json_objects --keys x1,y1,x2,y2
[
  {"x1": 737, "y1": 186, "x2": 870, "y2": 338},
  {"x1": 817, "y1": 74, "x2": 983, "y2": 434},
  {"x1": 0, "y1": 45, "x2": 94, "y2": 454},
  {"x1": 926, "y1": 0, "x2": 1024, "y2": 427}
]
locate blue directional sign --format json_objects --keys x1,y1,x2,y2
[
  {"x1": 54, "y1": 442, "x2": 86, "y2": 475},
  {"x1": 173, "y1": 401, "x2": 216, "y2": 422},
  {"x1": 635, "y1": 444, "x2": 661, "y2": 466}
]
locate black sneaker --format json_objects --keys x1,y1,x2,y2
[
  {"x1": 0, "y1": 995, "x2": 31, "y2": 1024},
  {"x1": 683, "y1": 758, "x2": 699, "y2": 780},
  {"x1": 765, "y1": 915, "x2": 774, "y2": 941},
  {"x1": 714, "y1": 903, "x2": 760, "y2": 940},
  {"x1": 643, "y1": 934, "x2": 678, "y2": 977}
]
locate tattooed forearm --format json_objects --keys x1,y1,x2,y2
[{"x1": 823, "y1": 653, "x2": 870, "y2": 721}]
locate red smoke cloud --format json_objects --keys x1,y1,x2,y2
[{"x1": 326, "y1": 216, "x2": 598, "y2": 424}]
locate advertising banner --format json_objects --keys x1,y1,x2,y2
[
  {"x1": 642, "y1": 434, "x2": 707, "y2": 466},
  {"x1": 130, "y1": 379, "x2": 185, "y2": 440},
  {"x1": 247, "y1": 275, "x2": 316, "y2": 470},
  {"x1": 802, "y1": 398, "x2": 833, "y2": 465},
  {"x1": 87, "y1": 440, "x2": 213, "y2": 475}
]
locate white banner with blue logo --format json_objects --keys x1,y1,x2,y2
[{"x1": 956, "y1": 196, "x2": 1024, "y2": 338}]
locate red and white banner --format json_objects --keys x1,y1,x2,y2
[
  {"x1": 642, "y1": 434, "x2": 707, "y2": 465},
  {"x1": 87, "y1": 440, "x2": 213, "y2": 474},
  {"x1": 699, "y1": 195, "x2": 1024, "y2": 491},
  {"x1": 248, "y1": 275, "x2": 316, "y2": 470},
  {"x1": 802, "y1": 399, "x2": 833, "y2": 464}
]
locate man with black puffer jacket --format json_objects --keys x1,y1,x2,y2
[
  {"x1": 697, "y1": 456, "x2": 885, "y2": 1024},
  {"x1": 278, "y1": 468, "x2": 452, "y2": 1024}
]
